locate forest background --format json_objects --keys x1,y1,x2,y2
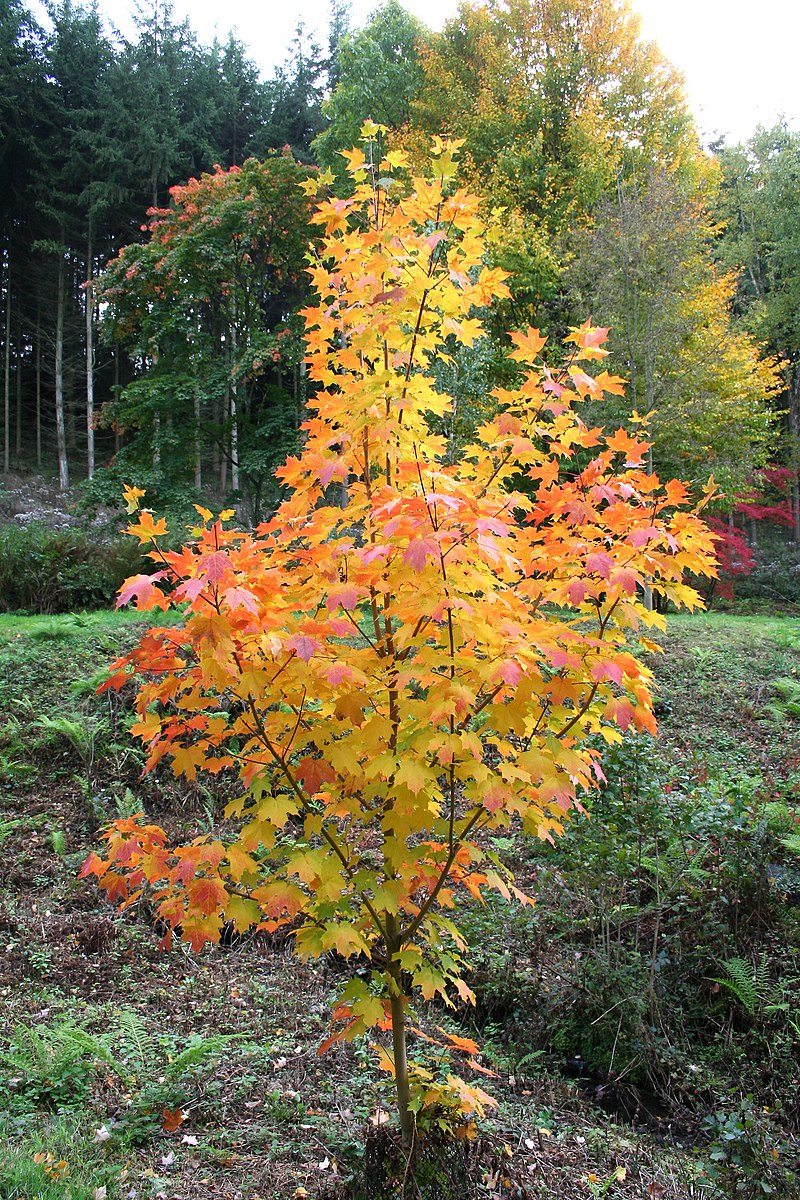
[{"x1": 2, "y1": 0, "x2": 800, "y2": 606}]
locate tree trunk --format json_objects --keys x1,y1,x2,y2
[
  {"x1": 55, "y1": 253, "x2": 69, "y2": 491},
  {"x1": 114, "y1": 350, "x2": 120, "y2": 455},
  {"x1": 36, "y1": 311, "x2": 42, "y2": 469},
  {"x1": 194, "y1": 389, "x2": 202, "y2": 490},
  {"x1": 641, "y1": 440, "x2": 655, "y2": 611},
  {"x1": 386, "y1": 918, "x2": 414, "y2": 1149},
  {"x1": 3, "y1": 255, "x2": 10, "y2": 474},
  {"x1": 230, "y1": 319, "x2": 239, "y2": 494},
  {"x1": 790, "y1": 363, "x2": 800, "y2": 543},
  {"x1": 86, "y1": 233, "x2": 95, "y2": 479},
  {"x1": 389, "y1": 984, "x2": 413, "y2": 1149},
  {"x1": 299, "y1": 358, "x2": 308, "y2": 447},
  {"x1": 15, "y1": 312, "x2": 22, "y2": 457},
  {"x1": 151, "y1": 346, "x2": 161, "y2": 468},
  {"x1": 220, "y1": 386, "x2": 228, "y2": 493}
]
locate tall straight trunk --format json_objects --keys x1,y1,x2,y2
[
  {"x1": 385, "y1": 917, "x2": 414, "y2": 1149},
  {"x1": 113, "y1": 350, "x2": 120, "y2": 455},
  {"x1": 213, "y1": 386, "x2": 221, "y2": 490},
  {"x1": 15, "y1": 312, "x2": 21, "y2": 457},
  {"x1": 36, "y1": 315, "x2": 42, "y2": 469},
  {"x1": 55, "y1": 253, "x2": 69, "y2": 491},
  {"x1": 791, "y1": 363, "x2": 800, "y2": 544},
  {"x1": 66, "y1": 256, "x2": 79, "y2": 454},
  {"x1": 194, "y1": 390, "x2": 202, "y2": 490},
  {"x1": 390, "y1": 987, "x2": 413, "y2": 1148},
  {"x1": 230, "y1": 318, "x2": 239, "y2": 493},
  {"x1": 298, "y1": 359, "x2": 307, "y2": 447},
  {"x1": 151, "y1": 347, "x2": 161, "y2": 467},
  {"x1": 3, "y1": 255, "x2": 10, "y2": 473},
  {"x1": 219, "y1": 385, "x2": 228, "y2": 493},
  {"x1": 213, "y1": 320, "x2": 223, "y2": 491},
  {"x1": 86, "y1": 232, "x2": 95, "y2": 479},
  {"x1": 189, "y1": 316, "x2": 202, "y2": 490}
]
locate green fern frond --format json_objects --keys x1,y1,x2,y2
[
  {"x1": 713, "y1": 955, "x2": 778, "y2": 1017},
  {"x1": 4, "y1": 1021, "x2": 99, "y2": 1081},
  {"x1": 167, "y1": 1033, "x2": 231, "y2": 1076},
  {"x1": 781, "y1": 832, "x2": 800, "y2": 856},
  {"x1": 59, "y1": 1026, "x2": 116, "y2": 1067},
  {"x1": 753, "y1": 954, "x2": 771, "y2": 999},
  {"x1": 116, "y1": 1010, "x2": 152, "y2": 1072},
  {"x1": 712, "y1": 957, "x2": 759, "y2": 1015}
]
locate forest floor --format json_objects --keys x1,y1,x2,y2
[
  {"x1": 0, "y1": 473, "x2": 85, "y2": 529},
  {"x1": 0, "y1": 608, "x2": 799, "y2": 1200}
]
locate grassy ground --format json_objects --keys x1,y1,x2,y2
[{"x1": 1, "y1": 610, "x2": 798, "y2": 1199}]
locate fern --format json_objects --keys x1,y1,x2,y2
[
  {"x1": 753, "y1": 955, "x2": 771, "y2": 1003},
  {"x1": 766, "y1": 677, "x2": 800, "y2": 722},
  {"x1": 167, "y1": 1033, "x2": 231, "y2": 1077},
  {"x1": 781, "y1": 832, "x2": 800, "y2": 856},
  {"x1": 1, "y1": 1021, "x2": 98, "y2": 1106},
  {"x1": 712, "y1": 955, "x2": 780, "y2": 1017},
  {"x1": 58, "y1": 1025, "x2": 128, "y2": 1080},
  {"x1": 0, "y1": 818, "x2": 21, "y2": 847},
  {"x1": 1, "y1": 1011, "x2": 234, "y2": 1107},
  {"x1": 713, "y1": 957, "x2": 759, "y2": 1014},
  {"x1": 9, "y1": 1022, "x2": 83, "y2": 1072},
  {"x1": 34, "y1": 713, "x2": 91, "y2": 747},
  {"x1": 116, "y1": 1010, "x2": 152, "y2": 1075}
]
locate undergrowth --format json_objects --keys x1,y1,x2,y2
[{"x1": 1, "y1": 610, "x2": 799, "y2": 1199}]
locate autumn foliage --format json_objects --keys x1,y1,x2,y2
[{"x1": 82, "y1": 126, "x2": 716, "y2": 1142}]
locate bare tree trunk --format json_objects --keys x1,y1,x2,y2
[
  {"x1": 150, "y1": 345, "x2": 161, "y2": 468},
  {"x1": 212, "y1": 389, "x2": 221, "y2": 489},
  {"x1": 641, "y1": 443, "x2": 655, "y2": 611},
  {"x1": 36, "y1": 309, "x2": 42, "y2": 469},
  {"x1": 220, "y1": 385, "x2": 228, "y2": 493},
  {"x1": 385, "y1": 920, "x2": 414, "y2": 1150},
  {"x1": 389, "y1": 987, "x2": 413, "y2": 1149},
  {"x1": 55, "y1": 253, "x2": 69, "y2": 491},
  {"x1": 86, "y1": 233, "x2": 95, "y2": 479},
  {"x1": 790, "y1": 363, "x2": 800, "y2": 543},
  {"x1": 114, "y1": 350, "x2": 120, "y2": 456},
  {"x1": 194, "y1": 389, "x2": 202, "y2": 490},
  {"x1": 3, "y1": 255, "x2": 10, "y2": 473},
  {"x1": 299, "y1": 359, "x2": 308, "y2": 448},
  {"x1": 230, "y1": 319, "x2": 239, "y2": 493},
  {"x1": 15, "y1": 312, "x2": 22, "y2": 457}
]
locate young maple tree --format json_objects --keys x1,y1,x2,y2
[{"x1": 83, "y1": 125, "x2": 716, "y2": 1145}]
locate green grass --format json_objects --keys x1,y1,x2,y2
[
  {"x1": 0, "y1": 607, "x2": 155, "y2": 644},
  {"x1": 0, "y1": 1115, "x2": 122, "y2": 1200},
  {"x1": 650, "y1": 610, "x2": 800, "y2": 774}
]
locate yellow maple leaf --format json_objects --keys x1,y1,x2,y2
[{"x1": 122, "y1": 484, "x2": 146, "y2": 514}]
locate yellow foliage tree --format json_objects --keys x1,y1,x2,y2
[
  {"x1": 403, "y1": 0, "x2": 701, "y2": 320},
  {"x1": 83, "y1": 127, "x2": 716, "y2": 1146}
]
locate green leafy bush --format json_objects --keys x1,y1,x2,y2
[
  {"x1": 0, "y1": 523, "x2": 144, "y2": 614},
  {"x1": 702, "y1": 1097, "x2": 800, "y2": 1198},
  {"x1": 462, "y1": 731, "x2": 800, "y2": 1111}
]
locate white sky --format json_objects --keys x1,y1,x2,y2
[{"x1": 33, "y1": 0, "x2": 800, "y2": 147}]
